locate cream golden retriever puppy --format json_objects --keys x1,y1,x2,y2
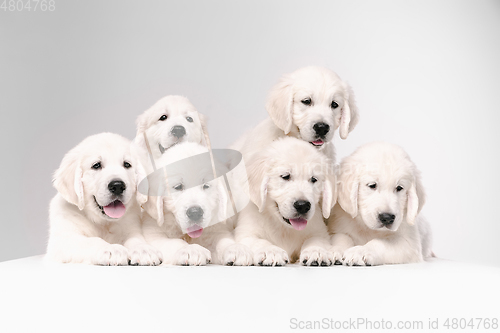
[
  {"x1": 46, "y1": 133, "x2": 162, "y2": 266},
  {"x1": 139, "y1": 142, "x2": 253, "y2": 266},
  {"x1": 134, "y1": 95, "x2": 209, "y2": 161},
  {"x1": 234, "y1": 137, "x2": 336, "y2": 266},
  {"x1": 230, "y1": 66, "x2": 359, "y2": 164},
  {"x1": 328, "y1": 142, "x2": 433, "y2": 266}
]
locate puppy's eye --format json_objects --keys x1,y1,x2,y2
[
  {"x1": 368, "y1": 183, "x2": 377, "y2": 190},
  {"x1": 301, "y1": 98, "x2": 311, "y2": 106},
  {"x1": 159, "y1": 115, "x2": 167, "y2": 121},
  {"x1": 331, "y1": 101, "x2": 339, "y2": 109},
  {"x1": 310, "y1": 177, "x2": 318, "y2": 183},
  {"x1": 92, "y1": 162, "x2": 102, "y2": 170},
  {"x1": 281, "y1": 174, "x2": 291, "y2": 181},
  {"x1": 186, "y1": 116, "x2": 193, "y2": 123},
  {"x1": 203, "y1": 183, "x2": 210, "y2": 190},
  {"x1": 396, "y1": 185, "x2": 404, "y2": 192},
  {"x1": 123, "y1": 161, "x2": 132, "y2": 169},
  {"x1": 173, "y1": 183, "x2": 184, "y2": 191}
]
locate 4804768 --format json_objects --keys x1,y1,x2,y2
[{"x1": 1, "y1": 0, "x2": 55, "y2": 11}]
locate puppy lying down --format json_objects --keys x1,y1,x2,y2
[
  {"x1": 234, "y1": 137, "x2": 336, "y2": 266},
  {"x1": 140, "y1": 142, "x2": 253, "y2": 266},
  {"x1": 46, "y1": 133, "x2": 162, "y2": 266},
  {"x1": 328, "y1": 142, "x2": 433, "y2": 266}
]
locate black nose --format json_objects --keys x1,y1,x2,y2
[
  {"x1": 313, "y1": 122, "x2": 330, "y2": 137},
  {"x1": 378, "y1": 213, "x2": 396, "y2": 226},
  {"x1": 171, "y1": 125, "x2": 186, "y2": 138},
  {"x1": 293, "y1": 200, "x2": 311, "y2": 215},
  {"x1": 108, "y1": 180, "x2": 126, "y2": 195},
  {"x1": 186, "y1": 206, "x2": 204, "y2": 222}
]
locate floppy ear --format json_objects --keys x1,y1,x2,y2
[
  {"x1": 53, "y1": 150, "x2": 85, "y2": 210},
  {"x1": 406, "y1": 171, "x2": 426, "y2": 225},
  {"x1": 217, "y1": 178, "x2": 229, "y2": 222},
  {"x1": 265, "y1": 75, "x2": 294, "y2": 134},
  {"x1": 246, "y1": 155, "x2": 269, "y2": 212},
  {"x1": 138, "y1": 165, "x2": 165, "y2": 227},
  {"x1": 337, "y1": 162, "x2": 359, "y2": 218},
  {"x1": 135, "y1": 159, "x2": 148, "y2": 207},
  {"x1": 196, "y1": 112, "x2": 212, "y2": 148},
  {"x1": 321, "y1": 177, "x2": 336, "y2": 219},
  {"x1": 142, "y1": 196, "x2": 164, "y2": 227},
  {"x1": 135, "y1": 107, "x2": 152, "y2": 137},
  {"x1": 339, "y1": 83, "x2": 360, "y2": 140}
]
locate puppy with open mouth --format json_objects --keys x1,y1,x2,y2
[
  {"x1": 234, "y1": 137, "x2": 336, "y2": 266},
  {"x1": 46, "y1": 133, "x2": 162, "y2": 266},
  {"x1": 230, "y1": 66, "x2": 359, "y2": 168},
  {"x1": 327, "y1": 142, "x2": 433, "y2": 266},
  {"x1": 134, "y1": 95, "x2": 210, "y2": 161},
  {"x1": 139, "y1": 142, "x2": 253, "y2": 266}
]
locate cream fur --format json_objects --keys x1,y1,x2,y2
[
  {"x1": 46, "y1": 133, "x2": 162, "y2": 266},
  {"x1": 230, "y1": 66, "x2": 359, "y2": 166},
  {"x1": 234, "y1": 137, "x2": 336, "y2": 266},
  {"x1": 140, "y1": 142, "x2": 253, "y2": 266},
  {"x1": 327, "y1": 142, "x2": 433, "y2": 266},
  {"x1": 134, "y1": 95, "x2": 210, "y2": 161}
]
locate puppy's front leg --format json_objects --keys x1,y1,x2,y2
[
  {"x1": 300, "y1": 236, "x2": 334, "y2": 266},
  {"x1": 47, "y1": 209, "x2": 129, "y2": 265},
  {"x1": 142, "y1": 218, "x2": 210, "y2": 265},
  {"x1": 330, "y1": 233, "x2": 355, "y2": 264},
  {"x1": 210, "y1": 227, "x2": 253, "y2": 266},
  {"x1": 343, "y1": 236, "x2": 422, "y2": 266},
  {"x1": 238, "y1": 237, "x2": 289, "y2": 266},
  {"x1": 121, "y1": 218, "x2": 163, "y2": 266}
]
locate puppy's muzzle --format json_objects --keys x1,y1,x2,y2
[
  {"x1": 171, "y1": 125, "x2": 186, "y2": 139},
  {"x1": 378, "y1": 213, "x2": 395, "y2": 226},
  {"x1": 313, "y1": 122, "x2": 330, "y2": 137},
  {"x1": 293, "y1": 200, "x2": 311, "y2": 215},
  {"x1": 186, "y1": 205, "x2": 204, "y2": 222},
  {"x1": 108, "y1": 180, "x2": 126, "y2": 196}
]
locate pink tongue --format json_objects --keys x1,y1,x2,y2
[
  {"x1": 289, "y1": 218, "x2": 308, "y2": 231},
  {"x1": 312, "y1": 140, "x2": 324, "y2": 146},
  {"x1": 103, "y1": 200, "x2": 126, "y2": 219},
  {"x1": 187, "y1": 226, "x2": 203, "y2": 238}
]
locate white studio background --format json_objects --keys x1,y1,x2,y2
[{"x1": 0, "y1": 0, "x2": 499, "y2": 266}]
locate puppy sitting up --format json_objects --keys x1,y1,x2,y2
[
  {"x1": 234, "y1": 137, "x2": 336, "y2": 266},
  {"x1": 328, "y1": 142, "x2": 433, "y2": 266}
]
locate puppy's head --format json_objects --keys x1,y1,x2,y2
[
  {"x1": 139, "y1": 142, "x2": 228, "y2": 238},
  {"x1": 53, "y1": 133, "x2": 138, "y2": 222},
  {"x1": 266, "y1": 66, "x2": 359, "y2": 149},
  {"x1": 135, "y1": 95, "x2": 209, "y2": 159},
  {"x1": 247, "y1": 137, "x2": 336, "y2": 231},
  {"x1": 337, "y1": 142, "x2": 426, "y2": 231}
]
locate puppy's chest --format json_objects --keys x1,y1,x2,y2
[
  {"x1": 97, "y1": 223, "x2": 126, "y2": 244},
  {"x1": 267, "y1": 228, "x2": 306, "y2": 258}
]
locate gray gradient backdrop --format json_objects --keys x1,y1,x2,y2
[{"x1": 1, "y1": 0, "x2": 499, "y2": 265}]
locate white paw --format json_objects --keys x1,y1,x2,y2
[
  {"x1": 342, "y1": 246, "x2": 379, "y2": 266},
  {"x1": 254, "y1": 246, "x2": 289, "y2": 266},
  {"x1": 300, "y1": 246, "x2": 334, "y2": 266},
  {"x1": 174, "y1": 244, "x2": 211, "y2": 266},
  {"x1": 221, "y1": 244, "x2": 254, "y2": 266},
  {"x1": 129, "y1": 244, "x2": 163, "y2": 266},
  {"x1": 329, "y1": 246, "x2": 346, "y2": 265},
  {"x1": 93, "y1": 244, "x2": 129, "y2": 266}
]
